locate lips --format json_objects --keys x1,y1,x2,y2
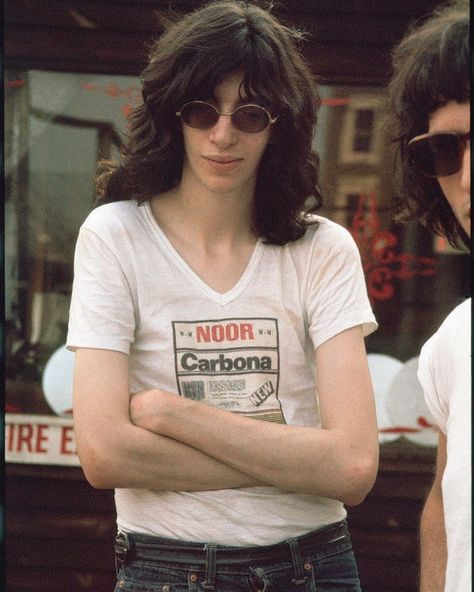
[{"x1": 204, "y1": 155, "x2": 242, "y2": 164}]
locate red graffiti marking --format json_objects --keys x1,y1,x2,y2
[
  {"x1": 349, "y1": 193, "x2": 436, "y2": 302},
  {"x1": 80, "y1": 81, "x2": 142, "y2": 121},
  {"x1": 5, "y1": 79, "x2": 26, "y2": 89},
  {"x1": 321, "y1": 98, "x2": 351, "y2": 107}
]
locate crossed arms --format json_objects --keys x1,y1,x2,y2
[{"x1": 72, "y1": 325, "x2": 379, "y2": 506}]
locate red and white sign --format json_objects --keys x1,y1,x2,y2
[{"x1": 5, "y1": 413, "x2": 80, "y2": 466}]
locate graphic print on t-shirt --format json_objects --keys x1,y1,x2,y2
[{"x1": 172, "y1": 318, "x2": 284, "y2": 423}]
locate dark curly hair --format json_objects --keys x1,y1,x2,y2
[
  {"x1": 387, "y1": 0, "x2": 470, "y2": 249},
  {"x1": 97, "y1": 0, "x2": 323, "y2": 245}
]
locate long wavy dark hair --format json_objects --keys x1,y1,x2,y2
[
  {"x1": 387, "y1": 0, "x2": 470, "y2": 249},
  {"x1": 97, "y1": 0, "x2": 323, "y2": 245}
]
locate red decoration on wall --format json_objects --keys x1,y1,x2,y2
[
  {"x1": 320, "y1": 97, "x2": 351, "y2": 107},
  {"x1": 81, "y1": 82, "x2": 141, "y2": 119},
  {"x1": 349, "y1": 193, "x2": 436, "y2": 302},
  {"x1": 5, "y1": 79, "x2": 26, "y2": 89}
]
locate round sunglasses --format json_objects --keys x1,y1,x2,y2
[
  {"x1": 407, "y1": 131, "x2": 470, "y2": 177},
  {"x1": 176, "y1": 101, "x2": 278, "y2": 133}
]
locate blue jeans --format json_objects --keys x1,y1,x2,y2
[{"x1": 114, "y1": 520, "x2": 362, "y2": 591}]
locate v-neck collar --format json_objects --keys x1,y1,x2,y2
[{"x1": 142, "y1": 201, "x2": 264, "y2": 306}]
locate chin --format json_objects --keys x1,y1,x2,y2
[{"x1": 207, "y1": 179, "x2": 249, "y2": 196}]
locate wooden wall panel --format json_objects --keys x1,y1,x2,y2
[
  {"x1": 357, "y1": 558, "x2": 420, "y2": 592},
  {"x1": 6, "y1": 451, "x2": 434, "y2": 592},
  {"x1": 7, "y1": 568, "x2": 116, "y2": 592},
  {"x1": 4, "y1": 0, "x2": 441, "y2": 83},
  {"x1": 4, "y1": 26, "x2": 149, "y2": 75},
  {"x1": 346, "y1": 450, "x2": 434, "y2": 592},
  {"x1": 6, "y1": 466, "x2": 117, "y2": 592}
]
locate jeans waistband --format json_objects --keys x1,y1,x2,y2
[{"x1": 115, "y1": 520, "x2": 350, "y2": 567}]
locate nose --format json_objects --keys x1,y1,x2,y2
[
  {"x1": 460, "y1": 140, "x2": 470, "y2": 191},
  {"x1": 208, "y1": 113, "x2": 237, "y2": 148}
]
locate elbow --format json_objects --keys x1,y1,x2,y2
[
  {"x1": 340, "y1": 453, "x2": 379, "y2": 507},
  {"x1": 77, "y1": 442, "x2": 119, "y2": 489},
  {"x1": 82, "y1": 465, "x2": 115, "y2": 490}
]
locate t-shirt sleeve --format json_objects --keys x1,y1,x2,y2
[
  {"x1": 67, "y1": 226, "x2": 135, "y2": 354},
  {"x1": 417, "y1": 335, "x2": 448, "y2": 434},
  {"x1": 416, "y1": 298, "x2": 471, "y2": 436},
  {"x1": 305, "y1": 225, "x2": 377, "y2": 349}
]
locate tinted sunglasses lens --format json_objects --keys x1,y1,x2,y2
[
  {"x1": 410, "y1": 134, "x2": 462, "y2": 177},
  {"x1": 233, "y1": 106, "x2": 270, "y2": 132},
  {"x1": 181, "y1": 103, "x2": 217, "y2": 129}
]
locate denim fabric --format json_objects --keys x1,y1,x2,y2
[{"x1": 114, "y1": 537, "x2": 361, "y2": 591}]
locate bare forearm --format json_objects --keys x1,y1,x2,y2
[
  {"x1": 419, "y1": 489, "x2": 447, "y2": 591},
  {"x1": 73, "y1": 349, "x2": 263, "y2": 491},
  {"x1": 78, "y1": 421, "x2": 263, "y2": 490},
  {"x1": 419, "y1": 431, "x2": 448, "y2": 592},
  {"x1": 132, "y1": 390, "x2": 378, "y2": 503}
]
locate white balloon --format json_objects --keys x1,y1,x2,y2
[
  {"x1": 367, "y1": 354, "x2": 403, "y2": 443},
  {"x1": 42, "y1": 345, "x2": 74, "y2": 416},
  {"x1": 386, "y1": 356, "x2": 438, "y2": 446}
]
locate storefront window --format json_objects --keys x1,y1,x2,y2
[
  {"x1": 5, "y1": 69, "x2": 139, "y2": 417},
  {"x1": 5, "y1": 71, "x2": 469, "y2": 457},
  {"x1": 315, "y1": 85, "x2": 469, "y2": 360},
  {"x1": 315, "y1": 85, "x2": 469, "y2": 446}
]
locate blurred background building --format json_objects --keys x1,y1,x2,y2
[{"x1": 4, "y1": 1, "x2": 470, "y2": 591}]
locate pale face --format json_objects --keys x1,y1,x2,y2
[
  {"x1": 179, "y1": 72, "x2": 273, "y2": 200},
  {"x1": 428, "y1": 100, "x2": 470, "y2": 237}
]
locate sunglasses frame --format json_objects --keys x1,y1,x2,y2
[
  {"x1": 176, "y1": 100, "x2": 279, "y2": 133},
  {"x1": 407, "y1": 131, "x2": 470, "y2": 178}
]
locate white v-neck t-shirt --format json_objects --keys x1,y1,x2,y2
[{"x1": 67, "y1": 199, "x2": 377, "y2": 546}]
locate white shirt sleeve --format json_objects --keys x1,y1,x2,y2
[
  {"x1": 417, "y1": 335, "x2": 449, "y2": 433},
  {"x1": 417, "y1": 298, "x2": 471, "y2": 435},
  {"x1": 67, "y1": 225, "x2": 136, "y2": 354},
  {"x1": 304, "y1": 223, "x2": 377, "y2": 349}
]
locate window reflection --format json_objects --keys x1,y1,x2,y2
[
  {"x1": 5, "y1": 70, "x2": 138, "y2": 412},
  {"x1": 5, "y1": 71, "x2": 470, "y2": 427}
]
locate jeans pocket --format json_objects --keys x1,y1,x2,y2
[{"x1": 114, "y1": 564, "x2": 192, "y2": 592}]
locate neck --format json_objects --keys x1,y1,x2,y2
[{"x1": 151, "y1": 185, "x2": 257, "y2": 249}]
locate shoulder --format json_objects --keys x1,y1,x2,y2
[
  {"x1": 418, "y1": 298, "x2": 470, "y2": 424},
  {"x1": 419, "y1": 298, "x2": 471, "y2": 373},
  {"x1": 281, "y1": 215, "x2": 367, "y2": 290},
  {"x1": 439, "y1": 298, "x2": 471, "y2": 330},
  {"x1": 82, "y1": 200, "x2": 141, "y2": 228},
  {"x1": 279, "y1": 216, "x2": 364, "y2": 281},
  {"x1": 80, "y1": 200, "x2": 146, "y2": 239},
  {"x1": 429, "y1": 298, "x2": 471, "y2": 347},
  {"x1": 295, "y1": 215, "x2": 356, "y2": 249}
]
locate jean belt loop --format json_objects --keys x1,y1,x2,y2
[
  {"x1": 287, "y1": 537, "x2": 308, "y2": 586},
  {"x1": 115, "y1": 531, "x2": 132, "y2": 576},
  {"x1": 202, "y1": 543, "x2": 217, "y2": 590}
]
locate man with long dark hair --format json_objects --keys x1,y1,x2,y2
[
  {"x1": 68, "y1": 2, "x2": 378, "y2": 589},
  {"x1": 387, "y1": 1, "x2": 470, "y2": 589}
]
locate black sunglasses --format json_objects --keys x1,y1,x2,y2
[
  {"x1": 407, "y1": 131, "x2": 470, "y2": 178},
  {"x1": 176, "y1": 101, "x2": 278, "y2": 133}
]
